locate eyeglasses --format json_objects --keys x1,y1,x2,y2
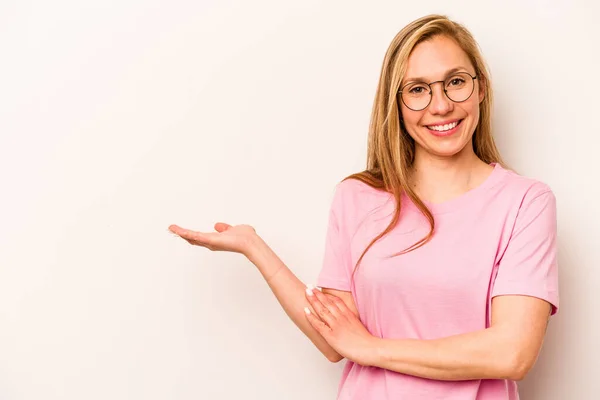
[{"x1": 398, "y1": 72, "x2": 478, "y2": 111}]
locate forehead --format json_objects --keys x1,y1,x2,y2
[{"x1": 404, "y1": 35, "x2": 473, "y2": 82}]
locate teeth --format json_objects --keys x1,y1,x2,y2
[{"x1": 428, "y1": 121, "x2": 458, "y2": 131}]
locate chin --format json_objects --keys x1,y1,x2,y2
[
  {"x1": 430, "y1": 148, "x2": 465, "y2": 158},
  {"x1": 421, "y1": 138, "x2": 472, "y2": 158}
]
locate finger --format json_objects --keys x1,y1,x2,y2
[
  {"x1": 306, "y1": 287, "x2": 338, "y2": 326},
  {"x1": 319, "y1": 291, "x2": 343, "y2": 309},
  {"x1": 169, "y1": 226, "x2": 215, "y2": 248},
  {"x1": 311, "y1": 287, "x2": 343, "y2": 315},
  {"x1": 214, "y1": 222, "x2": 231, "y2": 232},
  {"x1": 324, "y1": 294, "x2": 352, "y2": 317},
  {"x1": 304, "y1": 307, "x2": 331, "y2": 336},
  {"x1": 184, "y1": 238, "x2": 210, "y2": 249},
  {"x1": 168, "y1": 225, "x2": 192, "y2": 237},
  {"x1": 168, "y1": 224, "x2": 184, "y2": 235}
]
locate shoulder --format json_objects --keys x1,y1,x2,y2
[
  {"x1": 330, "y1": 177, "x2": 390, "y2": 211},
  {"x1": 326, "y1": 177, "x2": 393, "y2": 233},
  {"x1": 334, "y1": 177, "x2": 383, "y2": 196},
  {"x1": 488, "y1": 165, "x2": 556, "y2": 219},
  {"x1": 493, "y1": 164, "x2": 555, "y2": 205}
]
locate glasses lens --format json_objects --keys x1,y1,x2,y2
[
  {"x1": 401, "y1": 82, "x2": 431, "y2": 111},
  {"x1": 444, "y1": 72, "x2": 474, "y2": 102}
]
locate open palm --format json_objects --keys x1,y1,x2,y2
[{"x1": 168, "y1": 222, "x2": 256, "y2": 255}]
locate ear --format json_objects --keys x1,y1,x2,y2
[{"x1": 478, "y1": 75, "x2": 486, "y2": 103}]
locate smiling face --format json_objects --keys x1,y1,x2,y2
[{"x1": 400, "y1": 35, "x2": 484, "y2": 161}]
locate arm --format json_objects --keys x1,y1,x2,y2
[
  {"x1": 303, "y1": 186, "x2": 559, "y2": 380},
  {"x1": 169, "y1": 222, "x2": 356, "y2": 363},
  {"x1": 369, "y1": 295, "x2": 552, "y2": 381},
  {"x1": 305, "y1": 287, "x2": 552, "y2": 380},
  {"x1": 247, "y1": 234, "x2": 357, "y2": 362}
]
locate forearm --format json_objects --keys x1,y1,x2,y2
[
  {"x1": 370, "y1": 327, "x2": 525, "y2": 381},
  {"x1": 246, "y1": 235, "x2": 343, "y2": 362}
]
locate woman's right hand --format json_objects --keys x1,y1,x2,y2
[{"x1": 168, "y1": 222, "x2": 258, "y2": 256}]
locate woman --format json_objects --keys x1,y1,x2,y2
[{"x1": 169, "y1": 14, "x2": 558, "y2": 399}]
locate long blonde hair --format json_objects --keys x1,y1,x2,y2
[{"x1": 344, "y1": 14, "x2": 504, "y2": 280}]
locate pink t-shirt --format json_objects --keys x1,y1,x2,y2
[{"x1": 316, "y1": 162, "x2": 559, "y2": 400}]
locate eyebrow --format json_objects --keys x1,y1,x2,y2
[{"x1": 402, "y1": 66, "x2": 472, "y2": 85}]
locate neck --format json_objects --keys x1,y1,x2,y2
[{"x1": 409, "y1": 145, "x2": 490, "y2": 204}]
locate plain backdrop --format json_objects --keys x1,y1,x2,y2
[{"x1": 1, "y1": 0, "x2": 598, "y2": 399}]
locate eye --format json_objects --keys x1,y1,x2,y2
[
  {"x1": 407, "y1": 84, "x2": 429, "y2": 95},
  {"x1": 447, "y1": 77, "x2": 466, "y2": 87}
]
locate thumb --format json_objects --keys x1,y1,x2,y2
[{"x1": 214, "y1": 222, "x2": 231, "y2": 232}]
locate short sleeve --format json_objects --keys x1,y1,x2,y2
[
  {"x1": 316, "y1": 182, "x2": 354, "y2": 292},
  {"x1": 492, "y1": 189, "x2": 560, "y2": 315}
]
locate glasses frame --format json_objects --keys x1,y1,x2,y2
[{"x1": 398, "y1": 72, "x2": 478, "y2": 111}]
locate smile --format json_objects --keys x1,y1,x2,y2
[
  {"x1": 425, "y1": 119, "x2": 463, "y2": 137},
  {"x1": 426, "y1": 119, "x2": 462, "y2": 131}
]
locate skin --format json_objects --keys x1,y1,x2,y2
[
  {"x1": 401, "y1": 35, "x2": 494, "y2": 204},
  {"x1": 169, "y1": 35, "x2": 553, "y2": 381},
  {"x1": 303, "y1": 36, "x2": 552, "y2": 380},
  {"x1": 402, "y1": 35, "x2": 483, "y2": 160}
]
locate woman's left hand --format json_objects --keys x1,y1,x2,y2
[{"x1": 304, "y1": 286, "x2": 379, "y2": 366}]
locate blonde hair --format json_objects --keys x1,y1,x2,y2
[{"x1": 344, "y1": 14, "x2": 505, "y2": 279}]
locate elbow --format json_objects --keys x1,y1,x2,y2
[
  {"x1": 326, "y1": 352, "x2": 344, "y2": 363},
  {"x1": 508, "y1": 366, "x2": 530, "y2": 381},
  {"x1": 505, "y1": 363, "x2": 529, "y2": 381},
  {"x1": 502, "y1": 352, "x2": 535, "y2": 381}
]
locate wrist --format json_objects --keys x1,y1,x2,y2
[
  {"x1": 365, "y1": 337, "x2": 385, "y2": 368},
  {"x1": 245, "y1": 234, "x2": 286, "y2": 283},
  {"x1": 244, "y1": 233, "x2": 266, "y2": 262}
]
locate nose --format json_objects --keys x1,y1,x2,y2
[{"x1": 428, "y1": 82, "x2": 453, "y2": 115}]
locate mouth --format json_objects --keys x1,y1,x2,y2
[{"x1": 425, "y1": 119, "x2": 463, "y2": 137}]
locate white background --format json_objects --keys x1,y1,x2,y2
[{"x1": 1, "y1": 0, "x2": 598, "y2": 399}]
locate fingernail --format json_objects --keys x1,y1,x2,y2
[
  {"x1": 307, "y1": 283, "x2": 322, "y2": 292},
  {"x1": 305, "y1": 287, "x2": 314, "y2": 296},
  {"x1": 304, "y1": 307, "x2": 311, "y2": 315}
]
